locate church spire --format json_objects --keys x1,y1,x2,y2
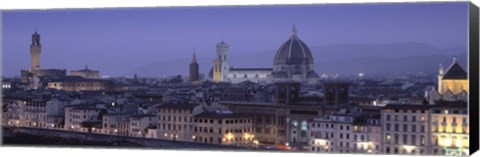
[
  {"x1": 85, "y1": 64, "x2": 88, "y2": 70},
  {"x1": 439, "y1": 64, "x2": 444, "y2": 75},
  {"x1": 452, "y1": 56, "x2": 457, "y2": 64},
  {"x1": 192, "y1": 50, "x2": 197, "y2": 64},
  {"x1": 291, "y1": 24, "x2": 297, "y2": 37}
]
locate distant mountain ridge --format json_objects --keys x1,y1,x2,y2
[{"x1": 126, "y1": 42, "x2": 467, "y2": 77}]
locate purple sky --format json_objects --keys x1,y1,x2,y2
[{"x1": 2, "y1": 2, "x2": 469, "y2": 77}]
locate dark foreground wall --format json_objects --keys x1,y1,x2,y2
[{"x1": 3, "y1": 127, "x2": 250, "y2": 151}]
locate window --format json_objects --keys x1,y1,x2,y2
[
  {"x1": 411, "y1": 135, "x2": 416, "y2": 145},
  {"x1": 386, "y1": 115, "x2": 391, "y2": 121},
  {"x1": 394, "y1": 124, "x2": 399, "y2": 131},
  {"x1": 412, "y1": 116, "x2": 416, "y2": 122},
  {"x1": 412, "y1": 125, "x2": 416, "y2": 132},
  {"x1": 403, "y1": 116, "x2": 407, "y2": 122},
  {"x1": 403, "y1": 124, "x2": 407, "y2": 132},
  {"x1": 403, "y1": 134, "x2": 407, "y2": 144},
  {"x1": 394, "y1": 134, "x2": 399, "y2": 144},
  {"x1": 420, "y1": 135, "x2": 425, "y2": 145},
  {"x1": 386, "y1": 123, "x2": 391, "y2": 131}
]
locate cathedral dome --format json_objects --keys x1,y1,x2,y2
[{"x1": 274, "y1": 25, "x2": 314, "y2": 65}]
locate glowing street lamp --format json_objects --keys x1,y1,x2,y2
[
  {"x1": 403, "y1": 145, "x2": 416, "y2": 153},
  {"x1": 225, "y1": 133, "x2": 234, "y2": 141}
]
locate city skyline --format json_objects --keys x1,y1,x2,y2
[
  {"x1": 2, "y1": 2, "x2": 469, "y2": 77},
  {"x1": 1, "y1": 2, "x2": 472, "y2": 156}
]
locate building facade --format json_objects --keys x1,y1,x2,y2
[
  {"x1": 192, "y1": 111, "x2": 254, "y2": 146},
  {"x1": 129, "y1": 114, "x2": 157, "y2": 137},
  {"x1": 381, "y1": 104, "x2": 431, "y2": 155},
  {"x1": 427, "y1": 57, "x2": 468, "y2": 104},
  {"x1": 70, "y1": 65, "x2": 100, "y2": 79},
  {"x1": 65, "y1": 105, "x2": 102, "y2": 132},
  {"x1": 47, "y1": 76, "x2": 115, "y2": 91},
  {"x1": 156, "y1": 102, "x2": 204, "y2": 142}
]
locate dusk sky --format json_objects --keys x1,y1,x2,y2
[{"x1": 2, "y1": 2, "x2": 469, "y2": 77}]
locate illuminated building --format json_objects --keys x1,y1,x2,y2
[
  {"x1": 381, "y1": 102, "x2": 468, "y2": 156},
  {"x1": 220, "y1": 82, "x2": 346, "y2": 146},
  {"x1": 102, "y1": 113, "x2": 130, "y2": 136},
  {"x1": 212, "y1": 38, "x2": 229, "y2": 82},
  {"x1": 309, "y1": 107, "x2": 382, "y2": 154},
  {"x1": 46, "y1": 76, "x2": 115, "y2": 91},
  {"x1": 426, "y1": 57, "x2": 468, "y2": 104},
  {"x1": 209, "y1": 25, "x2": 319, "y2": 84},
  {"x1": 381, "y1": 104, "x2": 430, "y2": 155},
  {"x1": 70, "y1": 65, "x2": 100, "y2": 79},
  {"x1": 20, "y1": 31, "x2": 67, "y2": 84},
  {"x1": 129, "y1": 114, "x2": 156, "y2": 137},
  {"x1": 30, "y1": 31, "x2": 41, "y2": 70},
  {"x1": 156, "y1": 102, "x2": 204, "y2": 142},
  {"x1": 272, "y1": 25, "x2": 319, "y2": 83},
  {"x1": 65, "y1": 105, "x2": 102, "y2": 132},
  {"x1": 430, "y1": 103, "x2": 469, "y2": 156},
  {"x1": 192, "y1": 111, "x2": 254, "y2": 146}
]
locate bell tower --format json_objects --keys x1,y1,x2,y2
[
  {"x1": 189, "y1": 51, "x2": 200, "y2": 82},
  {"x1": 216, "y1": 35, "x2": 229, "y2": 82},
  {"x1": 30, "y1": 31, "x2": 41, "y2": 70}
]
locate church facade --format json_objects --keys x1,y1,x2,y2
[
  {"x1": 426, "y1": 57, "x2": 468, "y2": 104},
  {"x1": 209, "y1": 25, "x2": 319, "y2": 84}
]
